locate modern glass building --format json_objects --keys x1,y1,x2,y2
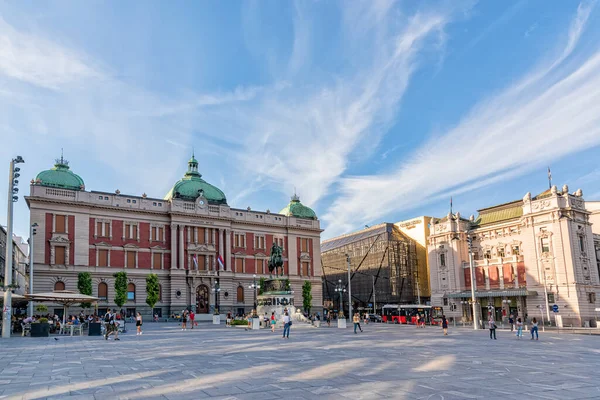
[{"x1": 321, "y1": 223, "x2": 418, "y2": 315}]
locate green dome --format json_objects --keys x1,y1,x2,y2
[
  {"x1": 279, "y1": 194, "x2": 317, "y2": 219},
  {"x1": 164, "y1": 155, "x2": 227, "y2": 204},
  {"x1": 34, "y1": 156, "x2": 85, "y2": 191}
]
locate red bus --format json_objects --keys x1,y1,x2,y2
[{"x1": 381, "y1": 305, "x2": 443, "y2": 325}]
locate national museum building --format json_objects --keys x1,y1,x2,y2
[
  {"x1": 428, "y1": 186, "x2": 600, "y2": 327},
  {"x1": 25, "y1": 155, "x2": 323, "y2": 318}
]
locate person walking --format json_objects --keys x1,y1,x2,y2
[
  {"x1": 516, "y1": 317, "x2": 523, "y2": 339},
  {"x1": 509, "y1": 315, "x2": 514, "y2": 332},
  {"x1": 282, "y1": 311, "x2": 291, "y2": 339},
  {"x1": 136, "y1": 312, "x2": 143, "y2": 335},
  {"x1": 488, "y1": 317, "x2": 497, "y2": 340},
  {"x1": 530, "y1": 317, "x2": 539, "y2": 340},
  {"x1": 326, "y1": 313, "x2": 331, "y2": 327},
  {"x1": 105, "y1": 309, "x2": 120, "y2": 341},
  {"x1": 353, "y1": 313, "x2": 363, "y2": 334},
  {"x1": 441, "y1": 315, "x2": 448, "y2": 336},
  {"x1": 181, "y1": 310, "x2": 188, "y2": 331},
  {"x1": 226, "y1": 312, "x2": 232, "y2": 327},
  {"x1": 270, "y1": 312, "x2": 276, "y2": 332}
]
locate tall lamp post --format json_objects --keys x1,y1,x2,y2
[
  {"x1": 249, "y1": 274, "x2": 260, "y2": 315},
  {"x1": 345, "y1": 254, "x2": 352, "y2": 320},
  {"x1": 2, "y1": 155, "x2": 24, "y2": 339},
  {"x1": 212, "y1": 280, "x2": 220, "y2": 314},
  {"x1": 334, "y1": 279, "x2": 346, "y2": 316},
  {"x1": 466, "y1": 232, "x2": 479, "y2": 330},
  {"x1": 28, "y1": 223, "x2": 38, "y2": 318}
]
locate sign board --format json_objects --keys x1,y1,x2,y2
[
  {"x1": 595, "y1": 308, "x2": 600, "y2": 312},
  {"x1": 552, "y1": 304, "x2": 559, "y2": 313},
  {"x1": 368, "y1": 303, "x2": 373, "y2": 307}
]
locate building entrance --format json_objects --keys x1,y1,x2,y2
[{"x1": 196, "y1": 285, "x2": 209, "y2": 314}]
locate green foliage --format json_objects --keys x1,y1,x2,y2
[
  {"x1": 258, "y1": 277, "x2": 266, "y2": 295},
  {"x1": 284, "y1": 278, "x2": 291, "y2": 291},
  {"x1": 230, "y1": 319, "x2": 249, "y2": 326},
  {"x1": 113, "y1": 271, "x2": 128, "y2": 308},
  {"x1": 35, "y1": 317, "x2": 49, "y2": 324},
  {"x1": 77, "y1": 272, "x2": 93, "y2": 309},
  {"x1": 302, "y1": 280, "x2": 313, "y2": 313},
  {"x1": 35, "y1": 304, "x2": 48, "y2": 313},
  {"x1": 145, "y1": 274, "x2": 160, "y2": 309}
]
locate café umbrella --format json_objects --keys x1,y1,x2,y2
[{"x1": 24, "y1": 290, "x2": 99, "y2": 324}]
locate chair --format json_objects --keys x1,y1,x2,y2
[{"x1": 21, "y1": 323, "x2": 31, "y2": 337}]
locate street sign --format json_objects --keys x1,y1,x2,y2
[
  {"x1": 595, "y1": 307, "x2": 600, "y2": 312},
  {"x1": 552, "y1": 304, "x2": 559, "y2": 313}
]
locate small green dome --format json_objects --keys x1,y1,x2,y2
[
  {"x1": 279, "y1": 194, "x2": 317, "y2": 219},
  {"x1": 34, "y1": 156, "x2": 85, "y2": 191},
  {"x1": 165, "y1": 155, "x2": 227, "y2": 204}
]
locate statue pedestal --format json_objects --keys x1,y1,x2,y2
[
  {"x1": 338, "y1": 318, "x2": 347, "y2": 329},
  {"x1": 251, "y1": 318, "x2": 261, "y2": 330},
  {"x1": 213, "y1": 315, "x2": 221, "y2": 325}
]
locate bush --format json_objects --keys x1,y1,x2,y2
[
  {"x1": 35, "y1": 304, "x2": 48, "y2": 313},
  {"x1": 230, "y1": 319, "x2": 249, "y2": 326},
  {"x1": 35, "y1": 318, "x2": 49, "y2": 324}
]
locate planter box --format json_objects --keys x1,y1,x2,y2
[
  {"x1": 88, "y1": 322, "x2": 102, "y2": 336},
  {"x1": 314, "y1": 321, "x2": 321, "y2": 328},
  {"x1": 251, "y1": 318, "x2": 261, "y2": 330},
  {"x1": 338, "y1": 319, "x2": 347, "y2": 329},
  {"x1": 213, "y1": 315, "x2": 221, "y2": 325},
  {"x1": 30, "y1": 323, "x2": 50, "y2": 337}
]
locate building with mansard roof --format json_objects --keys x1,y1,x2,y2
[
  {"x1": 428, "y1": 185, "x2": 600, "y2": 328},
  {"x1": 26, "y1": 155, "x2": 322, "y2": 319}
]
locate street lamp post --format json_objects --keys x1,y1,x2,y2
[
  {"x1": 28, "y1": 223, "x2": 38, "y2": 318},
  {"x1": 467, "y1": 232, "x2": 479, "y2": 330},
  {"x1": 212, "y1": 280, "x2": 220, "y2": 314},
  {"x1": 345, "y1": 254, "x2": 352, "y2": 320},
  {"x1": 334, "y1": 279, "x2": 346, "y2": 316},
  {"x1": 2, "y1": 155, "x2": 24, "y2": 339},
  {"x1": 249, "y1": 274, "x2": 260, "y2": 315}
]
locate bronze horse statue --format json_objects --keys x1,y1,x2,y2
[{"x1": 268, "y1": 242, "x2": 284, "y2": 277}]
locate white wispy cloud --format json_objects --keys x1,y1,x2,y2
[{"x1": 323, "y1": 2, "x2": 600, "y2": 237}]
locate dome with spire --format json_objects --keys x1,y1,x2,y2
[
  {"x1": 279, "y1": 194, "x2": 317, "y2": 220},
  {"x1": 34, "y1": 154, "x2": 85, "y2": 191},
  {"x1": 164, "y1": 154, "x2": 227, "y2": 204}
]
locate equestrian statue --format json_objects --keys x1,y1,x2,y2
[{"x1": 268, "y1": 242, "x2": 284, "y2": 277}]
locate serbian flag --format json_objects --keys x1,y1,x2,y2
[
  {"x1": 217, "y1": 254, "x2": 225, "y2": 270},
  {"x1": 192, "y1": 254, "x2": 199, "y2": 269}
]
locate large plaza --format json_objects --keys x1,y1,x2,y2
[{"x1": 1, "y1": 323, "x2": 599, "y2": 400}]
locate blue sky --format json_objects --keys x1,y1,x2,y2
[{"x1": 1, "y1": 1, "x2": 600, "y2": 240}]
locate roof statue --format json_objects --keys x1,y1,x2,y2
[{"x1": 164, "y1": 155, "x2": 227, "y2": 204}]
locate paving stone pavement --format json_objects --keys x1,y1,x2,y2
[{"x1": 1, "y1": 322, "x2": 599, "y2": 400}]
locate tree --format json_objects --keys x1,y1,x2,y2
[
  {"x1": 302, "y1": 280, "x2": 312, "y2": 314},
  {"x1": 77, "y1": 272, "x2": 93, "y2": 309},
  {"x1": 146, "y1": 273, "x2": 160, "y2": 310},
  {"x1": 284, "y1": 278, "x2": 291, "y2": 292},
  {"x1": 258, "y1": 277, "x2": 266, "y2": 295},
  {"x1": 113, "y1": 271, "x2": 128, "y2": 309}
]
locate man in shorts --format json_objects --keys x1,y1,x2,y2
[{"x1": 105, "y1": 309, "x2": 120, "y2": 341}]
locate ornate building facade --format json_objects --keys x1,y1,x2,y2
[
  {"x1": 26, "y1": 155, "x2": 323, "y2": 319},
  {"x1": 428, "y1": 186, "x2": 600, "y2": 327}
]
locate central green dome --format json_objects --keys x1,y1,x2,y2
[
  {"x1": 34, "y1": 156, "x2": 85, "y2": 191},
  {"x1": 279, "y1": 194, "x2": 317, "y2": 219},
  {"x1": 164, "y1": 155, "x2": 227, "y2": 204}
]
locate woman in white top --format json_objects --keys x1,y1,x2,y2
[
  {"x1": 136, "y1": 312, "x2": 143, "y2": 335},
  {"x1": 282, "y1": 312, "x2": 291, "y2": 339}
]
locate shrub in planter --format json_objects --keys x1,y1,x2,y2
[
  {"x1": 31, "y1": 318, "x2": 50, "y2": 337},
  {"x1": 230, "y1": 319, "x2": 249, "y2": 326},
  {"x1": 35, "y1": 304, "x2": 48, "y2": 313}
]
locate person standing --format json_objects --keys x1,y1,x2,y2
[
  {"x1": 226, "y1": 312, "x2": 232, "y2": 327},
  {"x1": 353, "y1": 313, "x2": 363, "y2": 334},
  {"x1": 509, "y1": 315, "x2": 514, "y2": 332},
  {"x1": 516, "y1": 317, "x2": 523, "y2": 339},
  {"x1": 282, "y1": 311, "x2": 291, "y2": 339},
  {"x1": 189, "y1": 310, "x2": 195, "y2": 329},
  {"x1": 136, "y1": 312, "x2": 143, "y2": 335},
  {"x1": 326, "y1": 313, "x2": 331, "y2": 327},
  {"x1": 441, "y1": 315, "x2": 448, "y2": 336},
  {"x1": 181, "y1": 310, "x2": 188, "y2": 331},
  {"x1": 270, "y1": 312, "x2": 276, "y2": 332},
  {"x1": 530, "y1": 317, "x2": 539, "y2": 340},
  {"x1": 488, "y1": 317, "x2": 497, "y2": 340}
]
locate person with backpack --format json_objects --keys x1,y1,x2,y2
[{"x1": 105, "y1": 309, "x2": 120, "y2": 340}]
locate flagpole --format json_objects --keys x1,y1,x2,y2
[{"x1": 548, "y1": 167, "x2": 552, "y2": 189}]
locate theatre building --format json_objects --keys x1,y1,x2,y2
[
  {"x1": 26, "y1": 155, "x2": 323, "y2": 319},
  {"x1": 428, "y1": 186, "x2": 600, "y2": 327}
]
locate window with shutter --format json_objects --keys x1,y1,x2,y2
[
  {"x1": 98, "y1": 282, "x2": 108, "y2": 300},
  {"x1": 153, "y1": 253, "x2": 161, "y2": 269},
  {"x1": 55, "y1": 246, "x2": 66, "y2": 265},
  {"x1": 98, "y1": 249, "x2": 108, "y2": 267},
  {"x1": 302, "y1": 262, "x2": 309, "y2": 276},
  {"x1": 126, "y1": 252, "x2": 135, "y2": 268},
  {"x1": 198, "y1": 255, "x2": 206, "y2": 270},
  {"x1": 256, "y1": 259, "x2": 264, "y2": 274},
  {"x1": 235, "y1": 258, "x2": 244, "y2": 273},
  {"x1": 55, "y1": 215, "x2": 66, "y2": 233},
  {"x1": 237, "y1": 286, "x2": 244, "y2": 303},
  {"x1": 54, "y1": 281, "x2": 65, "y2": 291},
  {"x1": 158, "y1": 227, "x2": 163, "y2": 241}
]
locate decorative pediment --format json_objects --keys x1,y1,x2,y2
[
  {"x1": 49, "y1": 235, "x2": 71, "y2": 244},
  {"x1": 300, "y1": 252, "x2": 311, "y2": 260},
  {"x1": 255, "y1": 252, "x2": 267, "y2": 258},
  {"x1": 123, "y1": 243, "x2": 140, "y2": 249},
  {"x1": 94, "y1": 241, "x2": 111, "y2": 248},
  {"x1": 233, "y1": 251, "x2": 246, "y2": 256},
  {"x1": 150, "y1": 245, "x2": 166, "y2": 250},
  {"x1": 188, "y1": 243, "x2": 215, "y2": 252}
]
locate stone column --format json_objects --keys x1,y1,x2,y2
[
  {"x1": 171, "y1": 224, "x2": 177, "y2": 270},
  {"x1": 225, "y1": 229, "x2": 232, "y2": 271},
  {"x1": 211, "y1": 228, "x2": 216, "y2": 245},
  {"x1": 218, "y1": 229, "x2": 224, "y2": 259},
  {"x1": 205, "y1": 228, "x2": 209, "y2": 244},
  {"x1": 179, "y1": 225, "x2": 185, "y2": 270}
]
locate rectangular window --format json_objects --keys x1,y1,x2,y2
[
  {"x1": 197, "y1": 255, "x2": 206, "y2": 271},
  {"x1": 126, "y1": 251, "x2": 135, "y2": 268},
  {"x1": 498, "y1": 247, "x2": 505, "y2": 258},
  {"x1": 98, "y1": 249, "x2": 108, "y2": 267},
  {"x1": 55, "y1": 246, "x2": 66, "y2": 265},
  {"x1": 579, "y1": 236, "x2": 585, "y2": 253},
  {"x1": 197, "y1": 227, "x2": 205, "y2": 244},
  {"x1": 588, "y1": 293, "x2": 596, "y2": 304},
  {"x1": 301, "y1": 261, "x2": 309, "y2": 276},
  {"x1": 440, "y1": 253, "x2": 446, "y2": 267},
  {"x1": 512, "y1": 246, "x2": 520, "y2": 256},
  {"x1": 55, "y1": 215, "x2": 66, "y2": 233},
  {"x1": 443, "y1": 298, "x2": 449, "y2": 306},
  {"x1": 153, "y1": 253, "x2": 162, "y2": 269},
  {"x1": 125, "y1": 224, "x2": 137, "y2": 239},
  {"x1": 541, "y1": 237, "x2": 550, "y2": 253},
  {"x1": 547, "y1": 293, "x2": 555, "y2": 303},
  {"x1": 256, "y1": 259, "x2": 264, "y2": 274},
  {"x1": 234, "y1": 233, "x2": 245, "y2": 248},
  {"x1": 484, "y1": 250, "x2": 492, "y2": 259},
  {"x1": 235, "y1": 258, "x2": 244, "y2": 273},
  {"x1": 300, "y1": 238, "x2": 310, "y2": 252},
  {"x1": 254, "y1": 236, "x2": 265, "y2": 249},
  {"x1": 97, "y1": 221, "x2": 110, "y2": 237}
]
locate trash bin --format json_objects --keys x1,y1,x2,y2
[
  {"x1": 88, "y1": 322, "x2": 102, "y2": 336},
  {"x1": 584, "y1": 321, "x2": 590, "y2": 328}
]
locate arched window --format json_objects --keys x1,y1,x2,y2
[
  {"x1": 127, "y1": 283, "x2": 136, "y2": 301},
  {"x1": 158, "y1": 284, "x2": 162, "y2": 302},
  {"x1": 54, "y1": 281, "x2": 65, "y2": 291},
  {"x1": 237, "y1": 286, "x2": 244, "y2": 303},
  {"x1": 98, "y1": 282, "x2": 108, "y2": 301}
]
